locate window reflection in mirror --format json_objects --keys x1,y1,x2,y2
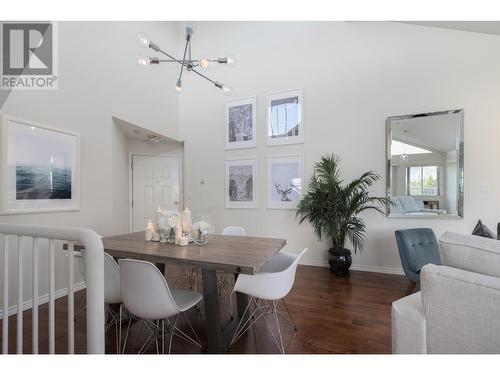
[{"x1": 386, "y1": 110, "x2": 464, "y2": 218}]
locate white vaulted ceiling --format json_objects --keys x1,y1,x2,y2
[{"x1": 403, "y1": 21, "x2": 500, "y2": 36}]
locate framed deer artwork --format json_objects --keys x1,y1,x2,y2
[
  {"x1": 266, "y1": 155, "x2": 303, "y2": 209},
  {"x1": 225, "y1": 97, "x2": 257, "y2": 150}
]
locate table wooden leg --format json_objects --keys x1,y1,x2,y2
[{"x1": 202, "y1": 269, "x2": 225, "y2": 353}]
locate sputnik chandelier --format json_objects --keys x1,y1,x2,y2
[{"x1": 136, "y1": 25, "x2": 235, "y2": 95}]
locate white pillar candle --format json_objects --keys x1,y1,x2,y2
[
  {"x1": 154, "y1": 206, "x2": 162, "y2": 230},
  {"x1": 181, "y1": 207, "x2": 192, "y2": 234},
  {"x1": 175, "y1": 225, "x2": 182, "y2": 245}
]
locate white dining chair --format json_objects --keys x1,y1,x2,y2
[
  {"x1": 222, "y1": 226, "x2": 246, "y2": 236},
  {"x1": 103, "y1": 253, "x2": 124, "y2": 353},
  {"x1": 119, "y1": 258, "x2": 202, "y2": 354},
  {"x1": 229, "y1": 248, "x2": 308, "y2": 354}
]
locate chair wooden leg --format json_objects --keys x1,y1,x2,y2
[{"x1": 405, "y1": 281, "x2": 417, "y2": 295}]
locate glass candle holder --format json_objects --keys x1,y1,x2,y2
[{"x1": 192, "y1": 215, "x2": 213, "y2": 245}]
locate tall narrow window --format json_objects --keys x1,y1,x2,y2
[{"x1": 406, "y1": 166, "x2": 440, "y2": 196}]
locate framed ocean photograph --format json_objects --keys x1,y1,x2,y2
[
  {"x1": 266, "y1": 89, "x2": 304, "y2": 146},
  {"x1": 225, "y1": 97, "x2": 257, "y2": 150},
  {"x1": 0, "y1": 114, "x2": 80, "y2": 214},
  {"x1": 225, "y1": 157, "x2": 257, "y2": 209},
  {"x1": 267, "y1": 155, "x2": 303, "y2": 209}
]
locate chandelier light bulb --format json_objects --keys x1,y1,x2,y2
[
  {"x1": 221, "y1": 85, "x2": 232, "y2": 96},
  {"x1": 175, "y1": 79, "x2": 182, "y2": 93},
  {"x1": 136, "y1": 56, "x2": 151, "y2": 68},
  {"x1": 226, "y1": 55, "x2": 236, "y2": 67},
  {"x1": 137, "y1": 32, "x2": 151, "y2": 48},
  {"x1": 199, "y1": 57, "x2": 210, "y2": 69}
]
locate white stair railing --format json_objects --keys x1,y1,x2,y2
[{"x1": 0, "y1": 223, "x2": 105, "y2": 354}]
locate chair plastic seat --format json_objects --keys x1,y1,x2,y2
[
  {"x1": 170, "y1": 288, "x2": 203, "y2": 312},
  {"x1": 233, "y1": 249, "x2": 308, "y2": 301},
  {"x1": 258, "y1": 253, "x2": 296, "y2": 273}
]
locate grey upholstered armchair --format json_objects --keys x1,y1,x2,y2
[{"x1": 395, "y1": 228, "x2": 441, "y2": 294}]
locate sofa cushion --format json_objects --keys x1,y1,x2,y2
[
  {"x1": 399, "y1": 196, "x2": 420, "y2": 212},
  {"x1": 391, "y1": 197, "x2": 404, "y2": 214},
  {"x1": 391, "y1": 292, "x2": 426, "y2": 354},
  {"x1": 439, "y1": 231, "x2": 500, "y2": 279},
  {"x1": 413, "y1": 197, "x2": 425, "y2": 210},
  {"x1": 472, "y1": 219, "x2": 495, "y2": 239}
]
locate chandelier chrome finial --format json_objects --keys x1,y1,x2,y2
[{"x1": 136, "y1": 25, "x2": 234, "y2": 95}]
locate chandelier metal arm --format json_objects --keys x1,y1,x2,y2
[
  {"x1": 158, "y1": 59, "x2": 196, "y2": 63},
  {"x1": 190, "y1": 68, "x2": 222, "y2": 88},
  {"x1": 156, "y1": 48, "x2": 179, "y2": 63},
  {"x1": 177, "y1": 38, "x2": 191, "y2": 84}
]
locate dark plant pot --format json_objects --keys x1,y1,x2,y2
[{"x1": 328, "y1": 248, "x2": 352, "y2": 276}]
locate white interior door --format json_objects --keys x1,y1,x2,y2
[{"x1": 132, "y1": 155, "x2": 181, "y2": 231}]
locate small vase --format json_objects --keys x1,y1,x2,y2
[{"x1": 328, "y1": 248, "x2": 352, "y2": 276}]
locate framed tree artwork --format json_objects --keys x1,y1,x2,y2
[
  {"x1": 266, "y1": 89, "x2": 304, "y2": 146},
  {"x1": 0, "y1": 114, "x2": 80, "y2": 214},
  {"x1": 225, "y1": 97, "x2": 257, "y2": 150},
  {"x1": 225, "y1": 157, "x2": 257, "y2": 209},
  {"x1": 267, "y1": 155, "x2": 303, "y2": 209}
]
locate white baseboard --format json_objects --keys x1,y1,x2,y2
[
  {"x1": 0, "y1": 282, "x2": 86, "y2": 319},
  {"x1": 299, "y1": 259, "x2": 404, "y2": 275}
]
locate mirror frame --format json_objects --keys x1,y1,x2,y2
[{"x1": 385, "y1": 109, "x2": 464, "y2": 219}]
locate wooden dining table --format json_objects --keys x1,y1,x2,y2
[{"x1": 96, "y1": 231, "x2": 287, "y2": 353}]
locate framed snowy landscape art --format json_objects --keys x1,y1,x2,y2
[
  {"x1": 225, "y1": 157, "x2": 257, "y2": 209},
  {"x1": 266, "y1": 89, "x2": 304, "y2": 146},
  {"x1": 225, "y1": 97, "x2": 257, "y2": 150},
  {"x1": 0, "y1": 114, "x2": 80, "y2": 214},
  {"x1": 267, "y1": 155, "x2": 303, "y2": 209}
]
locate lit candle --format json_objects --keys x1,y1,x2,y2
[
  {"x1": 175, "y1": 225, "x2": 182, "y2": 245},
  {"x1": 181, "y1": 207, "x2": 192, "y2": 234}
]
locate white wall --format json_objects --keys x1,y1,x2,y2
[
  {"x1": 0, "y1": 22, "x2": 114, "y2": 312},
  {"x1": 179, "y1": 21, "x2": 500, "y2": 273},
  {"x1": 0, "y1": 21, "x2": 181, "y2": 314},
  {"x1": 111, "y1": 22, "x2": 181, "y2": 140}
]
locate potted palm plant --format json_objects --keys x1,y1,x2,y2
[{"x1": 296, "y1": 154, "x2": 390, "y2": 276}]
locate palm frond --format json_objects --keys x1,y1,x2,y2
[{"x1": 296, "y1": 153, "x2": 388, "y2": 254}]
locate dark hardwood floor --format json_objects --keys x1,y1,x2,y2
[{"x1": 0, "y1": 265, "x2": 408, "y2": 354}]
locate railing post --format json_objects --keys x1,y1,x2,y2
[
  {"x1": 48, "y1": 239, "x2": 55, "y2": 354},
  {"x1": 32, "y1": 237, "x2": 39, "y2": 354},
  {"x1": 17, "y1": 236, "x2": 23, "y2": 354},
  {"x1": 67, "y1": 242, "x2": 75, "y2": 354},
  {"x1": 2, "y1": 235, "x2": 9, "y2": 354},
  {"x1": 82, "y1": 230, "x2": 105, "y2": 354}
]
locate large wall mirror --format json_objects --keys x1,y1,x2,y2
[{"x1": 386, "y1": 109, "x2": 464, "y2": 218}]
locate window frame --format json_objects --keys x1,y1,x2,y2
[{"x1": 406, "y1": 165, "x2": 441, "y2": 196}]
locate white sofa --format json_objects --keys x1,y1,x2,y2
[
  {"x1": 391, "y1": 196, "x2": 447, "y2": 215},
  {"x1": 392, "y1": 231, "x2": 500, "y2": 353}
]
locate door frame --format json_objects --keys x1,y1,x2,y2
[{"x1": 128, "y1": 153, "x2": 183, "y2": 233}]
